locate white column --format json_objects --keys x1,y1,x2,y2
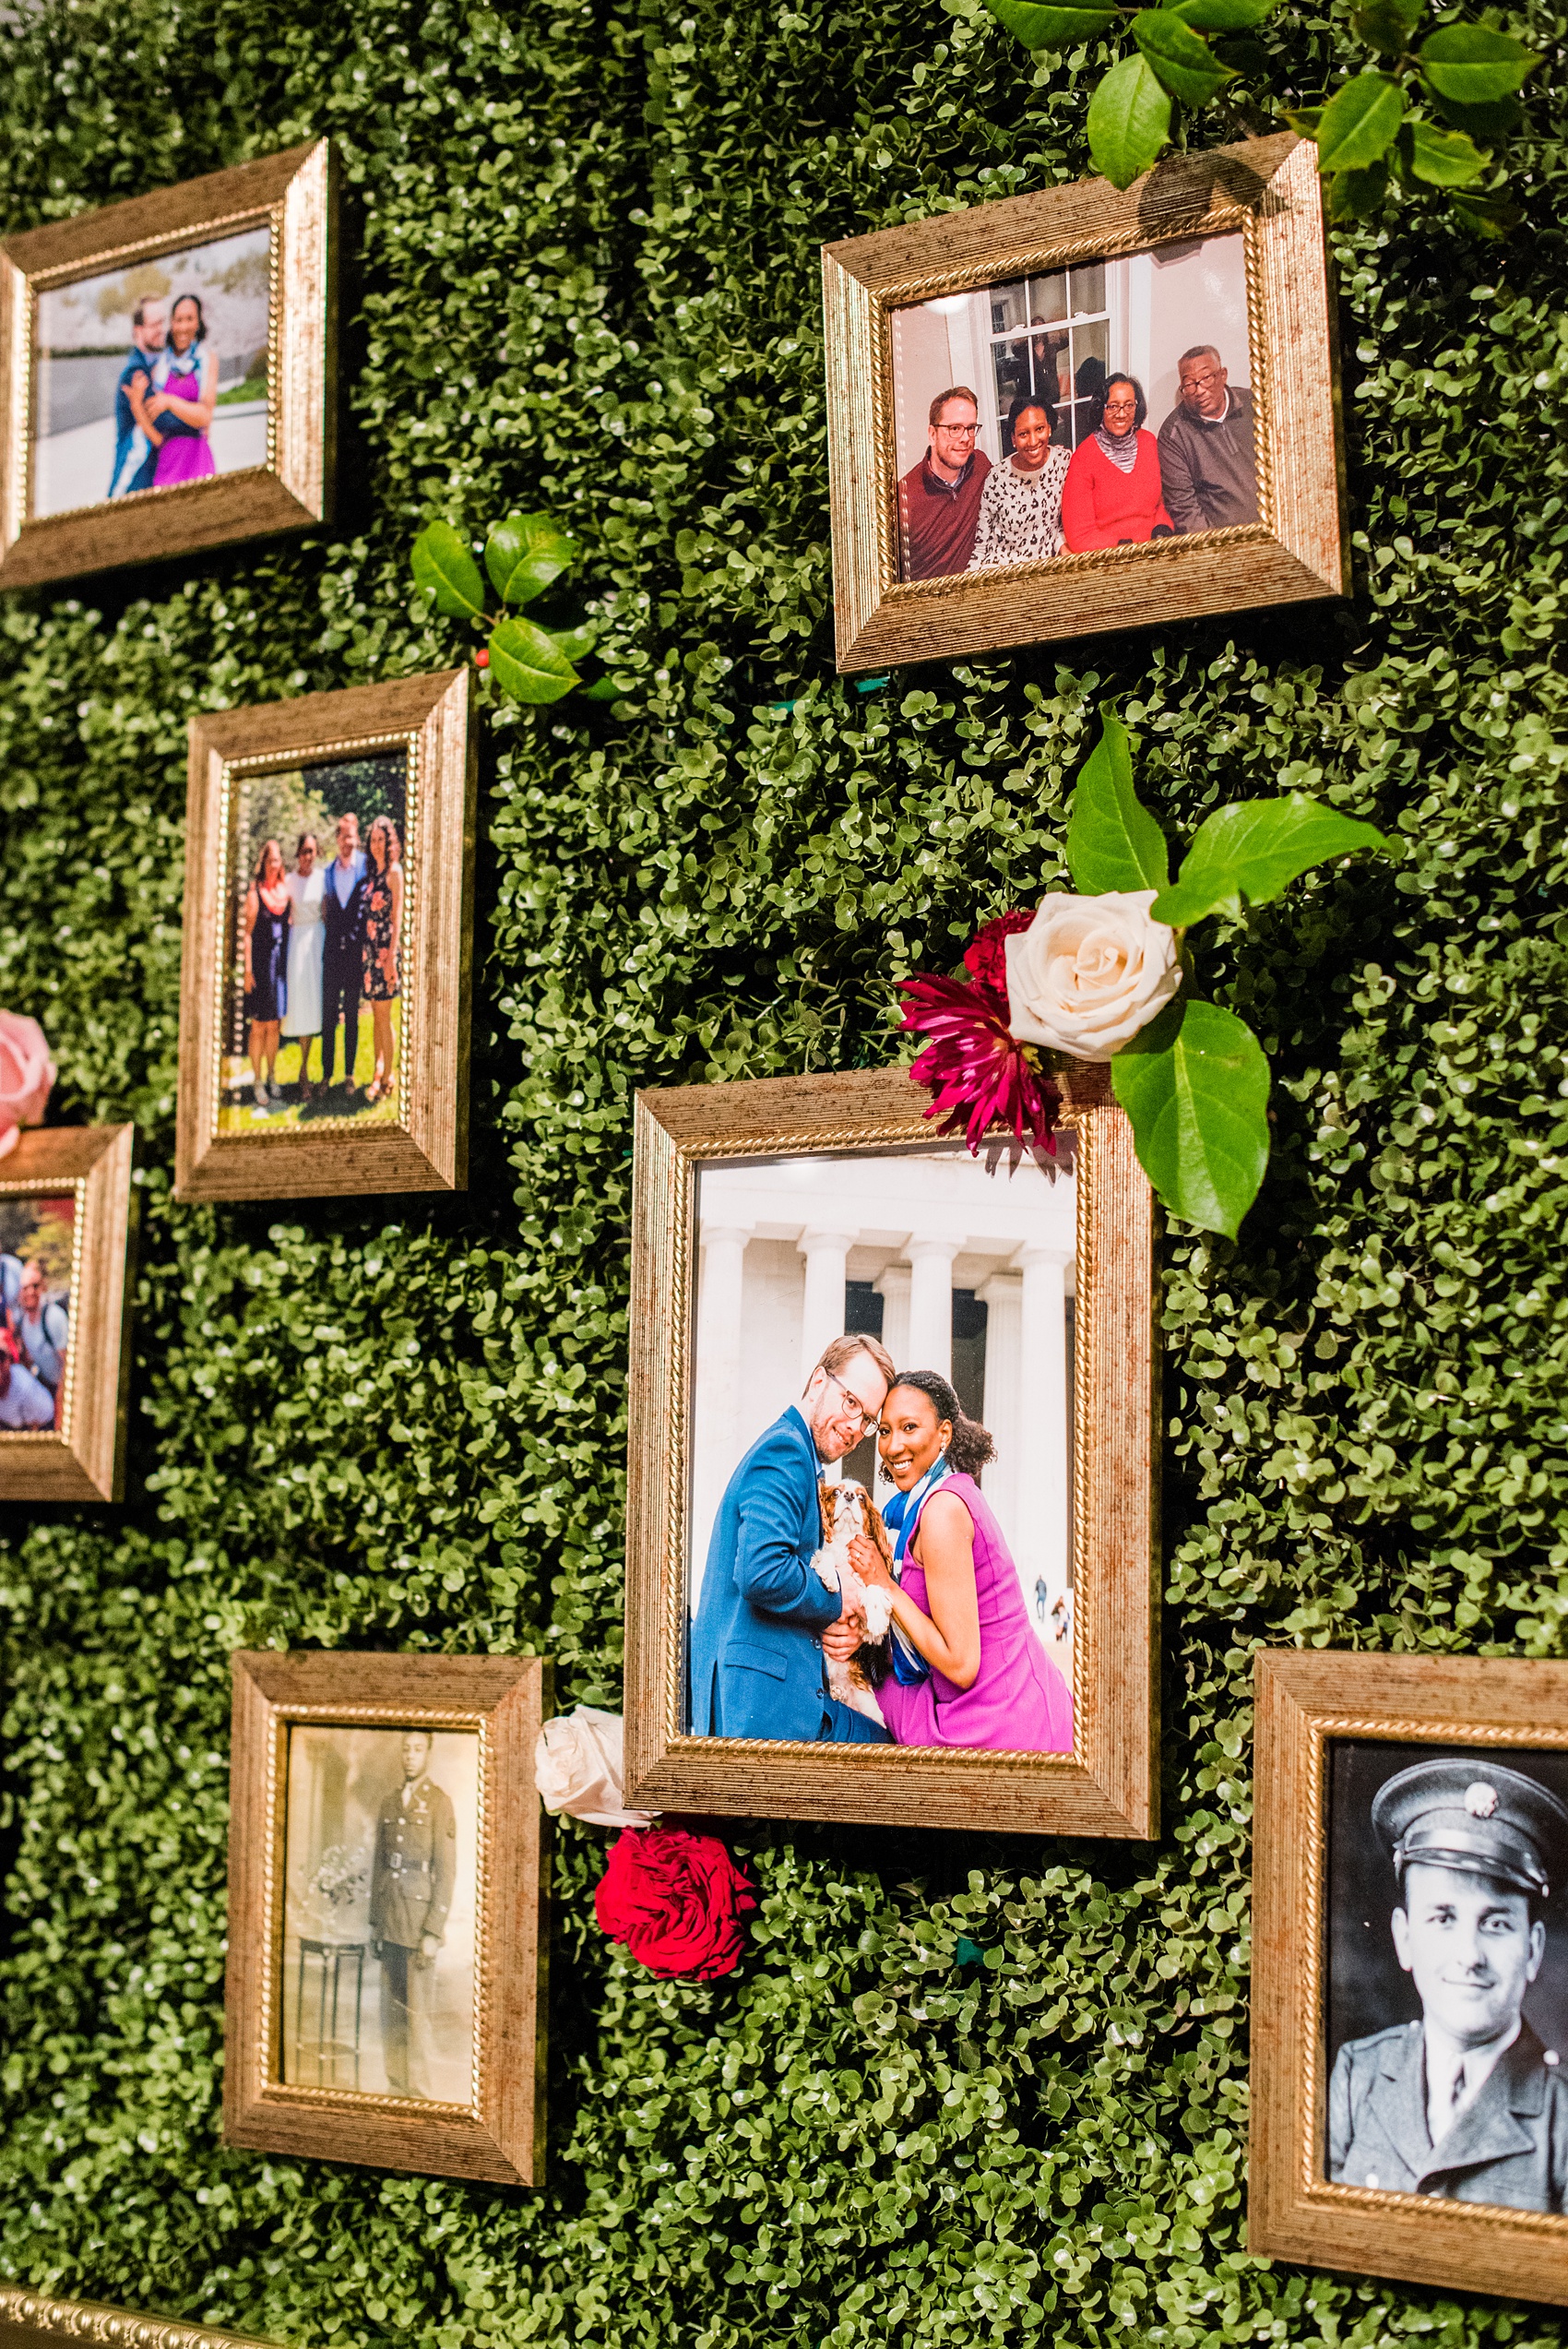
[
  {"x1": 978, "y1": 1270, "x2": 1023, "y2": 1542},
  {"x1": 797, "y1": 1229, "x2": 853, "y2": 1385},
  {"x1": 1017, "y1": 1246, "x2": 1074, "y2": 1611},
  {"x1": 689, "y1": 1223, "x2": 752, "y2": 1610},
  {"x1": 874, "y1": 1262, "x2": 911, "y2": 1374},
  {"x1": 905, "y1": 1235, "x2": 958, "y2": 1379}
]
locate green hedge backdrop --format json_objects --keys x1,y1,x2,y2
[{"x1": 0, "y1": 0, "x2": 1565, "y2": 2341}]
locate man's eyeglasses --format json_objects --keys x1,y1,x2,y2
[
  {"x1": 934, "y1": 420, "x2": 980, "y2": 438},
  {"x1": 825, "y1": 1370, "x2": 880, "y2": 1434}
]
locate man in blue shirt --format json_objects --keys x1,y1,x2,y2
[
  {"x1": 13, "y1": 1258, "x2": 67, "y2": 1405},
  {"x1": 107, "y1": 296, "x2": 168, "y2": 501}
]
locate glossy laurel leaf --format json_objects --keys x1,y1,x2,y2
[
  {"x1": 1064, "y1": 714, "x2": 1170, "y2": 894},
  {"x1": 1087, "y1": 53, "x2": 1173, "y2": 188},
  {"x1": 410, "y1": 520, "x2": 488, "y2": 620},
  {"x1": 1111, "y1": 996, "x2": 1272, "y2": 1238},
  {"x1": 1327, "y1": 158, "x2": 1391, "y2": 218},
  {"x1": 485, "y1": 512, "x2": 579, "y2": 605},
  {"x1": 487, "y1": 616, "x2": 581, "y2": 704},
  {"x1": 1425, "y1": 85, "x2": 1523, "y2": 138},
  {"x1": 1151, "y1": 795, "x2": 1388, "y2": 928},
  {"x1": 981, "y1": 0, "x2": 1119, "y2": 42},
  {"x1": 1313, "y1": 70, "x2": 1406, "y2": 172},
  {"x1": 1404, "y1": 115, "x2": 1490, "y2": 183},
  {"x1": 1419, "y1": 23, "x2": 1537, "y2": 103},
  {"x1": 1349, "y1": 0, "x2": 1421, "y2": 54},
  {"x1": 1165, "y1": 0, "x2": 1277, "y2": 29},
  {"x1": 1132, "y1": 8, "x2": 1233, "y2": 105}
]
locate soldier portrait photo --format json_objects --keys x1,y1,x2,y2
[
  {"x1": 279, "y1": 1723, "x2": 479, "y2": 2106},
  {"x1": 1326, "y1": 1740, "x2": 1568, "y2": 2212}
]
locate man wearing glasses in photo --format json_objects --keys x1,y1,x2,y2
[
  {"x1": 1155, "y1": 343, "x2": 1259, "y2": 536},
  {"x1": 897, "y1": 386, "x2": 992, "y2": 580},
  {"x1": 689, "y1": 1332, "x2": 897, "y2": 1744}
]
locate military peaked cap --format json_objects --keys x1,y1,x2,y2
[{"x1": 1372, "y1": 1757, "x2": 1568, "y2": 1902}]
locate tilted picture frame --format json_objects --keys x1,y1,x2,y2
[
  {"x1": 823, "y1": 133, "x2": 1345, "y2": 672},
  {"x1": 0, "y1": 138, "x2": 335, "y2": 590},
  {"x1": 624, "y1": 1062, "x2": 1159, "y2": 1837},
  {"x1": 224, "y1": 1649, "x2": 550, "y2": 2188},
  {"x1": 1252, "y1": 1650, "x2": 1568, "y2": 2307},
  {"x1": 174, "y1": 668, "x2": 475, "y2": 1202}
]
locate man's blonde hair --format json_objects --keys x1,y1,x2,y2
[{"x1": 808, "y1": 1330, "x2": 896, "y2": 1396}]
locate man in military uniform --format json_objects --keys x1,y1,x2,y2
[
  {"x1": 369, "y1": 1729, "x2": 456, "y2": 2100},
  {"x1": 1329, "y1": 1757, "x2": 1568, "y2": 2210}
]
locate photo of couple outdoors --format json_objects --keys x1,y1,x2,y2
[
  {"x1": 219, "y1": 748, "x2": 409, "y2": 1133},
  {"x1": 0, "y1": 1193, "x2": 73, "y2": 1433},
  {"x1": 894, "y1": 231, "x2": 1258, "y2": 580},
  {"x1": 690, "y1": 1334, "x2": 1073, "y2": 1754},
  {"x1": 31, "y1": 223, "x2": 270, "y2": 521}
]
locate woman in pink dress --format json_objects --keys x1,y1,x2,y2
[
  {"x1": 140, "y1": 294, "x2": 218, "y2": 487},
  {"x1": 853, "y1": 1371, "x2": 1073, "y2": 1753}
]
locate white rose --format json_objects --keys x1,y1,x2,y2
[
  {"x1": 1004, "y1": 889, "x2": 1182, "y2": 1061},
  {"x1": 533, "y1": 1706, "x2": 658, "y2": 1828}
]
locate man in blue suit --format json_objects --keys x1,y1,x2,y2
[{"x1": 690, "y1": 1332, "x2": 897, "y2": 1744}]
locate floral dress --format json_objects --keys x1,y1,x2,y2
[
  {"x1": 967, "y1": 444, "x2": 1072, "y2": 570},
  {"x1": 362, "y1": 868, "x2": 399, "y2": 1001}
]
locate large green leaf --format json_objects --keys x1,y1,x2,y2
[
  {"x1": 1151, "y1": 794, "x2": 1387, "y2": 927},
  {"x1": 1166, "y1": 0, "x2": 1277, "y2": 30},
  {"x1": 486, "y1": 511, "x2": 579, "y2": 605},
  {"x1": 1313, "y1": 71, "x2": 1406, "y2": 172},
  {"x1": 410, "y1": 520, "x2": 488, "y2": 620},
  {"x1": 1065, "y1": 715, "x2": 1171, "y2": 894},
  {"x1": 1326, "y1": 157, "x2": 1391, "y2": 218},
  {"x1": 1426, "y1": 84, "x2": 1522, "y2": 139},
  {"x1": 1349, "y1": 0, "x2": 1421, "y2": 55},
  {"x1": 1111, "y1": 997, "x2": 1271, "y2": 1238},
  {"x1": 1450, "y1": 185, "x2": 1524, "y2": 236},
  {"x1": 1404, "y1": 114, "x2": 1489, "y2": 184},
  {"x1": 982, "y1": 0, "x2": 1118, "y2": 42},
  {"x1": 1419, "y1": 23, "x2": 1536, "y2": 103},
  {"x1": 1087, "y1": 54, "x2": 1173, "y2": 187},
  {"x1": 1133, "y1": 8, "x2": 1232, "y2": 105},
  {"x1": 487, "y1": 616, "x2": 581, "y2": 704}
]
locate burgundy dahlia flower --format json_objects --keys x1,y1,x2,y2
[{"x1": 897, "y1": 972, "x2": 1060, "y2": 1157}]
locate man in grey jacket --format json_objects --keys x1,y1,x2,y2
[{"x1": 1156, "y1": 345, "x2": 1259, "y2": 535}]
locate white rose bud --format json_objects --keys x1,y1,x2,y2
[
  {"x1": 533, "y1": 1705, "x2": 658, "y2": 1828},
  {"x1": 1004, "y1": 889, "x2": 1182, "y2": 1062}
]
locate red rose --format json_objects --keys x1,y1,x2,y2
[
  {"x1": 963, "y1": 908, "x2": 1034, "y2": 996},
  {"x1": 593, "y1": 1826, "x2": 757, "y2": 1980}
]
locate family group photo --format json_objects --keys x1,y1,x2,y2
[
  {"x1": 892, "y1": 230, "x2": 1258, "y2": 580},
  {"x1": 685, "y1": 1143, "x2": 1076, "y2": 1754},
  {"x1": 0, "y1": 1190, "x2": 73, "y2": 1435},
  {"x1": 219, "y1": 747, "x2": 410, "y2": 1133},
  {"x1": 30, "y1": 221, "x2": 270, "y2": 521},
  {"x1": 280, "y1": 1723, "x2": 479, "y2": 2106},
  {"x1": 1326, "y1": 1738, "x2": 1568, "y2": 2212}
]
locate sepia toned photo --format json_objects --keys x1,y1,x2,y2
[
  {"x1": 1251, "y1": 1653, "x2": 1568, "y2": 2310},
  {"x1": 176, "y1": 671, "x2": 475, "y2": 1203},
  {"x1": 0, "y1": 1190, "x2": 74, "y2": 1434},
  {"x1": 32, "y1": 223, "x2": 269, "y2": 521},
  {"x1": 281, "y1": 1724, "x2": 478, "y2": 2105},
  {"x1": 824, "y1": 136, "x2": 1346, "y2": 672},
  {"x1": 624, "y1": 1064, "x2": 1159, "y2": 1839},
  {"x1": 0, "y1": 139, "x2": 333, "y2": 591}
]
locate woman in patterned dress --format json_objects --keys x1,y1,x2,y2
[
  {"x1": 967, "y1": 393, "x2": 1071, "y2": 572},
  {"x1": 361, "y1": 814, "x2": 404, "y2": 1107}
]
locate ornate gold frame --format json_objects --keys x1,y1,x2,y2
[
  {"x1": 624, "y1": 1062, "x2": 1159, "y2": 1835},
  {"x1": 0, "y1": 2288, "x2": 280, "y2": 2349},
  {"x1": 225, "y1": 1650, "x2": 549, "y2": 2187},
  {"x1": 0, "y1": 1124, "x2": 135, "y2": 1504},
  {"x1": 824, "y1": 134, "x2": 1346, "y2": 672},
  {"x1": 0, "y1": 140, "x2": 335, "y2": 591},
  {"x1": 174, "y1": 669, "x2": 476, "y2": 1202},
  {"x1": 1251, "y1": 1651, "x2": 1568, "y2": 2306}
]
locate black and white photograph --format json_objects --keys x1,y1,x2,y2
[
  {"x1": 1326, "y1": 1739, "x2": 1568, "y2": 2212},
  {"x1": 281, "y1": 1724, "x2": 479, "y2": 2107}
]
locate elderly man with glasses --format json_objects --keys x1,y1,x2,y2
[
  {"x1": 897, "y1": 386, "x2": 992, "y2": 580},
  {"x1": 689, "y1": 1333, "x2": 897, "y2": 1744},
  {"x1": 1155, "y1": 343, "x2": 1258, "y2": 536}
]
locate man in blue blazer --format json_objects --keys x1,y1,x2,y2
[{"x1": 690, "y1": 1333, "x2": 897, "y2": 1744}]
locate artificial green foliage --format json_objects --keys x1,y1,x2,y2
[
  {"x1": 0, "y1": 0, "x2": 1562, "y2": 2344},
  {"x1": 1111, "y1": 997, "x2": 1274, "y2": 1238},
  {"x1": 409, "y1": 515, "x2": 592, "y2": 703}
]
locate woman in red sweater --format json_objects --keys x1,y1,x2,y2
[{"x1": 1061, "y1": 375, "x2": 1174, "y2": 552}]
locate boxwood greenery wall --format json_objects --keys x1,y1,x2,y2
[{"x1": 0, "y1": 0, "x2": 1565, "y2": 2341}]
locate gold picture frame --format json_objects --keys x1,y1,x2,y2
[
  {"x1": 0, "y1": 138, "x2": 335, "y2": 590},
  {"x1": 174, "y1": 668, "x2": 475, "y2": 1202},
  {"x1": 0, "y1": 1124, "x2": 135, "y2": 1504},
  {"x1": 824, "y1": 133, "x2": 1345, "y2": 672},
  {"x1": 0, "y1": 2289, "x2": 281, "y2": 2349},
  {"x1": 624, "y1": 1062, "x2": 1159, "y2": 1836},
  {"x1": 224, "y1": 1649, "x2": 550, "y2": 2188},
  {"x1": 1251, "y1": 1650, "x2": 1568, "y2": 2306}
]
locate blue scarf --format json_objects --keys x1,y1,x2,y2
[{"x1": 880, "y1": 1452, "x2": 950, "y2": 1686}]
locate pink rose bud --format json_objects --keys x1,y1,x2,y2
[{"x1": 0, "y1": 1014, "x2": 55, "y2": 1162}]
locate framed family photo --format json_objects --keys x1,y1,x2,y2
[
  {"x1": 1252, "y1": 1651, "x2": 1568, "y2": 2308},
  {"x1": 225, "y1": 1649, "x2": 549, "y2": 2187},
  {"x1": 0, "y1": 138, "x2": 335, "y2": 591},
  {"x1": 823, "y1": 133, "x2": 1345, "y2": 671},
  {"x1": 0, "y1": 1124, "x2": 135, "y2": 1504},
  {"x1": 624, "y1": 1062, "x2": 1158, "y2": 1837},
  {"x1": 174, "y1": 669, "x2": 475, "y2": 1202}
]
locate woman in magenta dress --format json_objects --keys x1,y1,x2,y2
[
  {"x1": 854, "y1": 1371, "x2": 1073, "y2": 1753},
  {"x1": 142, "y1": 293, "x2": 218, "y2": 487}
]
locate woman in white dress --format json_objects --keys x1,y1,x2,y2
[
  {"x1": 282, "y1": 832, "x2": 327, "y2": 1103},
  {"x1": 968, "y1": 393, "x2": 1072, "y2": 571}
]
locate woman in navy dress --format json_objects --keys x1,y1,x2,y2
[{"x1": 243, "y1": 837, "x2": 291, "y2": 1111}]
